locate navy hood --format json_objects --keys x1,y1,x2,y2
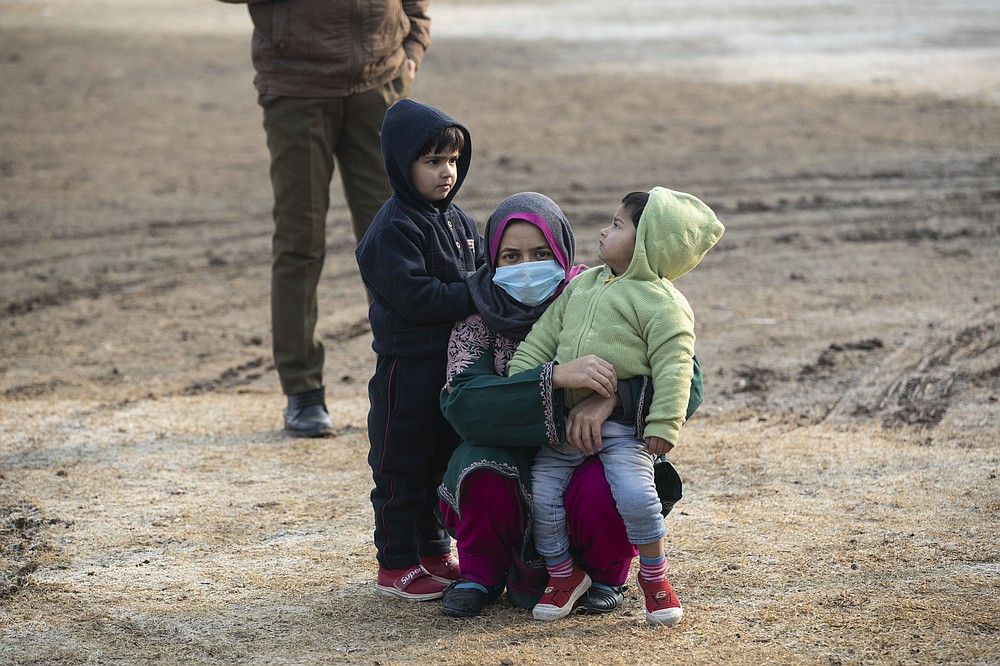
[{"x1": 380, "y1": 98, "x2": 473, "y2": 212}]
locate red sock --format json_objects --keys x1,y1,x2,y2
[
  {"x1": 639, "y1": 554, "x2": 666, "y2": 582},
  {"x1": 545, "y1": 554, "x2": 575, "y2": 578}
]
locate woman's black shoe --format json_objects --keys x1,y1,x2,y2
[
  {"x1": 442, "y1": 581, "x2": 502, "y2": 617},
  {"x1": 574, "y1": 584, "x2": 626, "y2": 614}
]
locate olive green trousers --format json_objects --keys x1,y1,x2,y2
[{"x1": 259, "y1": 74, "x2": 409, "y2": 396}]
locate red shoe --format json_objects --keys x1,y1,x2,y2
[
  {"x1": 376, "y1": 565, "x2": 448, "y2": 601},
  {"x1": 419, "y1": 553, "x2": 461, "y2": 584},
  {"x1": 638, "y1": 576, "x2": 683, "y2": 627},
  {"x1": 532, "y1": 566, "x2": 591, "y2": 621}
]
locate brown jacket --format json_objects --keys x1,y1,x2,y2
[{"x1": 218, "y1": 0, "x2": 430, "y2": 97}]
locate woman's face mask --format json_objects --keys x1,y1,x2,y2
[{"x1": 492, "y1": 260, "x2": 565, "y2": 306}]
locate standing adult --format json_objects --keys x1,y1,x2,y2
[{"x1": 217, "y1": 0, "x2": 431, "y2": 436}]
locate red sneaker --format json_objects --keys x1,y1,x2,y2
[
  {"x1": 419, "y1": 553, "x2": 461, "y2": 584},
  {"x1": 638, "y1": 576, "x2": 683, "y2": 626},
  {"x1": 532, "y1": 566, "x2": 591, "y2": 621},
  {"x1": 376, "y1": 565, "x2": 448, "y2": 601}
]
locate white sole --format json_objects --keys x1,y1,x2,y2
[
  {"x1": 646, "y1": 607, "x2": 683, "y2": 627},
  {"x1": 375, "y1": 585, "x2": 444, "y2": 602}
]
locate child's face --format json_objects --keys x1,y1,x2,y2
[
  {"x1": 411, "y1": 148, "x2": 460, "y2": 202},
  {"x1": 496, "y1": 221, "x2": 555, "y2": 267},
  {"x1": 598, "y1": 204, "x2": 637, "y2": 275}
]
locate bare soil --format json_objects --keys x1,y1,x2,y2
[{"x1": 2, "y1": 3, "x2": 999, "y2": 665}]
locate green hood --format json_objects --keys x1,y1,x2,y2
[{"x1": 623, "y1": 187, "x2": 725, "y2": 282}]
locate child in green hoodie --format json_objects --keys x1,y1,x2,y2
[{"x1": 507, "y1": 187, "x2": 724, "y2": 626}]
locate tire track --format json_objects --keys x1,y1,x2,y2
[{"x1": 825, "y1": 303, "x2": 1000, "y2": 428}]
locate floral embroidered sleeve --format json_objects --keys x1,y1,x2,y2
[{"x1": 441, "y1": 314, "x2": 564, "y2": 448}]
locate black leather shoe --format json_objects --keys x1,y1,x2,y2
[
  {"x1": 283, "y1": 388, "x2": 334, "y2": 438},
  {"x1": 442, "y1": 580, "x2": 502, "y2": 617},
  {"x1": 575, "y1": 583, "x2": 625, "y2": 615}
]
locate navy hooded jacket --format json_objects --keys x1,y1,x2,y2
[{"x1": 356, "y1": 99, "x2": 484, "y2": 358}]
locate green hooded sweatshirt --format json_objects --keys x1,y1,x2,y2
[{"x1": 507, "y1": 187, "x2": 725, "y2": 445}]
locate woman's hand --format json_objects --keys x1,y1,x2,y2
[
  {"x1": 551, "y1": 355, "x2": 617, "y2": 398},
  {"x1": 645, "y1": 436, "x2": 674, "y2": 456},
  {"x1": 565, "y1": 392, "x2": 619, "y2": 454}
]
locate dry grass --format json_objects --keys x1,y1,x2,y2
[{"x1": 3, "y1": 396, "x2": 998, "y2": 665}]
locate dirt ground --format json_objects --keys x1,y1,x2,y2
[{"x1": 2, "y1": 1, "x2": 999, "y2": 664}]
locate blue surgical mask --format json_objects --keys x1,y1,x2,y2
[{"x1": 492, "y1": 260, "x2": 565, "y2": 306}]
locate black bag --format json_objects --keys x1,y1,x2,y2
[{"x1": 653, "y1": 459, "x2": 683, "y2": 517}]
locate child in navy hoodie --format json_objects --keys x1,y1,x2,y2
[{"x1": 355, "y1": 99, "x2": 484, "y2": 601}]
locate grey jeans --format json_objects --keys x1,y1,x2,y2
[
  {"x1": 259, "y1": 74, "x2": 410, "y2": 395},
  {"x1": 531, "y1": 419, "x2": 667, "y2": 558}
]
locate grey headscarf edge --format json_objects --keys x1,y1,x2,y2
[{"x1": 466, "y1": 192, "x2": 577, "y2": 342}]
